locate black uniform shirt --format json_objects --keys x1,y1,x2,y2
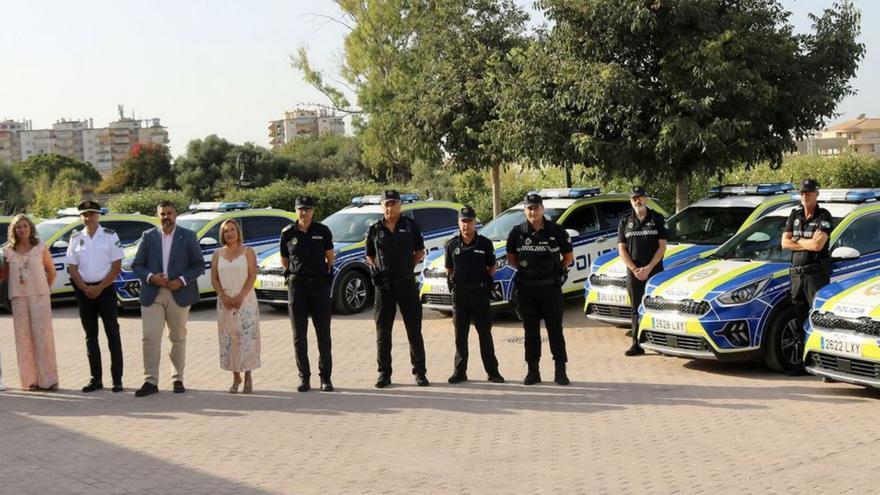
[
  {"x1": 445, "y1": 233, "x2": 495, "y2": 286},
  {"x1": 365, "y1": 216, "x2": 425, "y2": 278},
  {"x1": 617, "y1": 208, "x2": 668, "y2": 268},
  {"x1": 506, "y1": 219, "x2": 573, "y2": 279},
  {"x1": 279, "y1": 220, "x2": 334, "y2": 278},
  {"x1": 784, "y1": 206, "x2": 833, "y2": 266}
]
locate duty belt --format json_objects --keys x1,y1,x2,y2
[
  {"x1": 517, "y1": 276, "x2": 558, "y2": 287},
  {"x1": 455, "y1": 282, "x2": 489, "y2": 291},
  {"x1": 790, "y1": 262, "x2": 829, "y2": 275},
  {"x1": 289, "y1": 274, "x2": 329, "y2": 283}
]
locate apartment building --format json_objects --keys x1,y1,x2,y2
[
  {"x1": 268, "y1": 108, "x2": 345, "y2": 149},
  {"x1": 795, "y1": 116, "x2": 880, "y2": 156}
]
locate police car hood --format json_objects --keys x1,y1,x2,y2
[
  {"x1": 813, "y1": 270, "x2": 880, "y2": 320},
  {"x1": 590, "y1": 243, "x2": 713, "y2": 279},
  {"x1": 645, "y1": 258, "x2": 787, "y2": 301}
]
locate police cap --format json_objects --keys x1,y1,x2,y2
[
  {"x1": 295, "y1": 196, "x2": 316, "y2": 209},
  {"x1": 524, "y1": 193, "x2": 543, "y2": 207},
  {"x1": 799, "y1": 179, "x2": 820, "y2": 193},
  {"x1": 458, "y1": 205, "x2": 477, "y2": 220},
  {"x1": 78, "y1": 199, "x2": 102, "y2": 214},
  {"x1": 630, "y1": 186, "x2": 647, "y2": 198},
  {"x1": 381, "y1": 190, "x2": 401, "y2": 203}
]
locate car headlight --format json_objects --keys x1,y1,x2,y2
[
  {"x1": 121, "y1": 262, "x2": 132, "y2": 272},
  {"x1": 717, "y1": 279, "x2": 770, "y2": 305},
  {"x1": 495, "y1": 256, "x2": 508, "y2": 270}
]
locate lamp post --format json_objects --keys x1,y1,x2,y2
[{"x1": 236, "y1": 152, "x2": 254, "y2": 188}]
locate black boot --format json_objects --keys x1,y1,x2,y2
[
  {"x1": 554, "y1": 362, "x2": 570, "y2": 385},
  {"x1": 523, "y1": 362, "x2": 541, "y2": 385}
]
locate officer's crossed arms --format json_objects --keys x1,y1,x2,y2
[
  {"x1": 780, "y1": 189, "x2": 829, "y2": 253},
  {"x1": 506, "y1": 202, "x2": 574, "y2": 271}
]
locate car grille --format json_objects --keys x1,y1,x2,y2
[
  {"x1": 644, "y1": 296, "x2": 710, "y2": 316},
  {"x1": 589, "y1": 304, "x2": 632, "y2": 320},
  {"x1": 811, "y1": 353, "x2": 880, "y2": 379},
  {"x1": 255, "y1": 289, "x2": 287, "y2": 301},
  {"x1": 589, "y1": 274, "x2": 627, "y2": 288},
  {"x1": 423, "y1": 293, "x2": 453, "y2": 306},
  {"x1": 810, "y1": 312, "x2": 880, "y2": 337},
  {"x1": 423, "y1": 267, "x2": 447, "y2": 279},
  {"x1": 258, "y1": 266, "x2": 285, "y2": 276},
  {"x1": 642, "y1": 330, "x2": 711, "y2": 352}
]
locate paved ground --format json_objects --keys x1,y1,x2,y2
[{"x1": 1, "y1": 299, "x2": 878, "y2": 494}]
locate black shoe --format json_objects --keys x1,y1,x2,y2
[
  {"x1": 487, "y1": 373, "x2": 505, "y2": 384},
  {"x1": 297, "y1": 377, "x2": 311, "y2": 392},
  {"x1": 447, "y1": 372, "x2": 468, "y2": 384},
  {"x1": 523, "y1": 362, "x2": 541, "y2": 385},
  {"x1": 320, "y1": 379, "x2": 334, "y2": 392},
  {"x1": 554, "y1": 364, "x2": 570, "y2": 386},
  {"x1": 172, "y1": 380, "x2": 186, "y2": 393},
  {"x1": 415, "y1": 374, "x2": 430, "y2": 386},
  {"x1": 375, "y1": 374, "x2": 392, "y2": 388},
  {"x1": 135, "y1": 382, "x2": 158, "y2": 397},
  {"x1": 624, "y1": 344, "x2": 645, "y2": 356},
  {"x1": 112, "y1": 384, "x2": 124, "y2": 393},
  {"x1": 81, "y1": 381, "x2": 103, "y2": 393}
]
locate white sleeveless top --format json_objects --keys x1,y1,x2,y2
[{"x1": 217, "y1": 249, "x2": 251, "y2": 297}]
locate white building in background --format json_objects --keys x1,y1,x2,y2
[
  {"x1": 795, "y1": 115, "x2": 880, "y2": 156},
  {"x1": 268, "y1": 108, "x2": 345, "y2": 150},
  {"x1": 0, "y1": 109, "x2": 169, "y2": 175}
]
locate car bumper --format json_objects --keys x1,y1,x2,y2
[
  {"x1": 804, "y1": 328, "x2": 880, "y2": 388},
  {"x1": 638, "y1": 309, "x2": 763, "y2": 361}
]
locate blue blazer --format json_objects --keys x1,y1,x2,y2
[{"x1": 132, "y1": 226, "x2": 205, "y2": 307}]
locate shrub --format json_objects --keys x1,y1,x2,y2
[{"x1": 107, "y1": 188, "x2": 191, "y2": 215}]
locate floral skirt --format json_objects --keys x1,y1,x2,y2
[
  {"x1": 11, "y1": 294, "x2": 59, "y2": 389},
  {"x1": 217, "y1": 292, "x2": 261, "y2": 372}
]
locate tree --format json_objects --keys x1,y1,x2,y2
[
  {"x1": 278, "y1": 134, "x2": 373, "y2": 181},
  {"x1": 294, "y1": 0, "x2": 528, "y2": 215},
  {"x1": 97, "y1": 143, "x2": 175, "y2": 193},
  {"x1": 14, "y1": 153, "x2": 101, "y2": 184},
  {"x1": 173, "y1": 136, "x2": 293, "y2": 201},
  {"x1": 505, "y1": 0, "x2": 864, "y2": 210},
  {"x1": 0, "y1": 164, "x2": 28, "y2": 214}
]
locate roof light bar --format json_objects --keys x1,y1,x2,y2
[
  {"x1": 188, "y1": 201, "x2": 251, "y2": 212},
  {"x1": 537, "y1": 187, "x2": 601, "y2": 199},
  {"x1": 817, "y1": 189, "x2": 880, "y2": 203},
  {"x1": 709, "y1": 183, "x2": 795, "y2": 196},
  {"x1": 351, "y1": 194, "x2": 420, "y2": 206},
  {"x1": 56, "y1": 207, "x2": 108, "y2": 217}
]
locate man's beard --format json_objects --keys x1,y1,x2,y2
[
  {"x1": 162, "y1": 219, "x2": 173, "y2": 228},
  {"x1": 634, "y1": 205, "x2": 647, "y2": 215}
]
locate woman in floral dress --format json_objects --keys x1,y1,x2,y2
[
  {"x1": 0, "y1": 214, "x2": 58, "y2": 391},
  {"x1": 210, "y1": 219, "x2": 261, "y2": 393}
]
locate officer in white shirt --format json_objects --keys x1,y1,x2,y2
[{"x1": 65, "y1": 200, "x2": 125, "y2": 393}]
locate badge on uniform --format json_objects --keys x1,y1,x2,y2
[
  {"x1": 79, "y1": 238, "x2": 85, "y2": 247},
  {"x1": 379, "y1": 231, "x2": 385, "y2": 238},
  {"x1": 821, "y1": 221, "x2": 831, "y2": 228},
  {"x1": 521, "y1": 260, "x2": 528, "y2": 267},
  {"x1": 794, "y1": 219, "x2": 800, "y2": 226},
  {"x1": 525, "y1": 238, "x2": 532, "y2": 245},
  {"x1": 291, "y1": 238, "x2": 298, "y2": 246},
  {"x1": 628, "y1": 222, "x2": 633, "y2": 229},
  {"x1": 454, "y1": 247, "x2": 461, "y2": 255}
]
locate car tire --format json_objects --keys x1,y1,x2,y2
[
  {"x1": 333, "y1": 269, "x2": 373, "y2": 314},
  {"x1": 763, "y1": 307, "x2": 804, "y2": 373}
]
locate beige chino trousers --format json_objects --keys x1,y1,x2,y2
[{"x1": 142, "y1": 288, "x2": 191, "y2": 385}]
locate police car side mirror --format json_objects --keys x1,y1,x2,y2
[
  {"x1": 52, "y1": 240, "x2": 69, "y2": 250},
  {"x1": 565, "y1": 229, "x2": 579, "y2": 239},
  {"x1": 831, "y1": 246, "x2": 860, "y2": 261},
  {"x1": 200, "y1": 237, "x2": 219, "y2": 247}
]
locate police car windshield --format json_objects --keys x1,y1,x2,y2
[
  {"x1": 324, "y1": 212, "x2": 383, "y2": 243},
  {"x1": 36, "y1": 221, "x2": 69, "y2": 242},
  {"x1": 478, "y1": 209, "x2": 565, "y2": 242},
  {"x1": 712, "y1": 215, "x2": 842, "y2": 262},
  {"x1": 666, "y1": 206, "x2": 753, "y2": 245},
  {"x1": 176, "y1": 218, "x2": 210, "y2": 234}
]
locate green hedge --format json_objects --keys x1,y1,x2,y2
[
  {"x1": 723, "y1": 152, "x2": 880, "y2": 189},
  {"x1": 107, "y1": 188, "x2": 191, "y2": 215}
]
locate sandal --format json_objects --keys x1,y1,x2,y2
[
  {"x1": 243, "y1": 376, "x2": 253, "y2": 394},
  {"x1": 229, "y1": 377, "x2": 242, "y2": 394}
]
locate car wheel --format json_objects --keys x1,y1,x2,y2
[
  {"x1": 333, "y1": 269, "x2": 372, "y2": 314},
  {"x1": 763, "y1": 307, "x2": 804, "y2": 373}
]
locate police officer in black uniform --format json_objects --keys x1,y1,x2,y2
[
  {"x1": 781, "y1": 179, "x2": 833, "y2": 371},
  {"x1": 280, "y1": 196, "x2": 335, "y2": 392},
  {"x1": 506, "y1": 192, "x2": 574, "y2": 385},
  {"x1": 619, "y1": 186, "x2": 667, "y2": 356},
  {"x1": 445, "y1": 205, "x2": 504, "y2": 384},
  {"x1": 366, "y1": 190, "x2": 429, "y2": 388}
]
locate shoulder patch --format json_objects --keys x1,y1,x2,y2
[{"x1": 281, "y1": 224, "x2": 294, "y2": 233}]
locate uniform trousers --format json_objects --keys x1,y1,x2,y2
[
  {"x1": 452, "y1": 287, "x2": 499, "y2": 375},
  {"x1": 626, "y1": 266, "x2": 662, "y2": 347},
  {"x1": 517, "y1": 282, "x2": 567, "y2": 363},
  {"x1": 288, "y1": 277, "x2": 332, "y2": 379},
  {"x1": 791, "y1": 263, "x2": 831, "y2": 329},
  {"x1": 75, "y1": 284, "x2": 123, "y2": 385},
  {"x1": 375, "y1": 278, "x2": 426, "y2": 376}
]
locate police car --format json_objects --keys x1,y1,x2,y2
[
  {"x1": 115, "y1": 202, "x2": 297, "y2": 307},
  {"x1": 254, "y1": 195, "x2": 464, "y2": 314},
  {"x1": 636, "y1": 189, "x2": 880, "y2": 373},
  {"x1": 803, "y1": 269, "x2": 880, "y2": 388},
  {"x1": 28, "y1": 208, "x2": 159, "y2": 304},
  {"x1": 584, "y1": 183, "x2": 798, "y2": 326},
  {"x1": 419, "y1": 188, "x2": 668, "y2": 315}
]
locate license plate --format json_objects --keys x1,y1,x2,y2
[
  {"x1": 258, "y1": 275, "x2": 286, "y2": 290},
  {"x1": 430, "y1": 280, "x2": 449, "y2": 294},
  {"x1": 653, "y1": 318, "x2": 686, "y2": 334},
  {"x1": 821, "y1": 333, "x2": 862, "y2": 358},
  {"x1": 597, "y1": 290, "x2": 628, "y2": 305}
]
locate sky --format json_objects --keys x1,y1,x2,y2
[{"x1": 2, "y1": 0, "x2": 877, "y2": 157}]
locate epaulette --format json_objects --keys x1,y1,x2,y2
[
  {"x1": 102, "y1": 227, "x2": 116, "y2": 235},
  {"x1": 281, "y1": 224, "x2": 294, "y2": 233}
]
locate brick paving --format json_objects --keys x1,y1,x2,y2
[{"x1": 1, "y1": 300, "x2": 878, "y2": 494}]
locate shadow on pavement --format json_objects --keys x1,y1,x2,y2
[{"x1": 0, "y1": 410, "x2": 272, "y2": 495}]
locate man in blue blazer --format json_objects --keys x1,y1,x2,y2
[{"x1": 132, "y1": 201, "x2": 205, "y2": 397}]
